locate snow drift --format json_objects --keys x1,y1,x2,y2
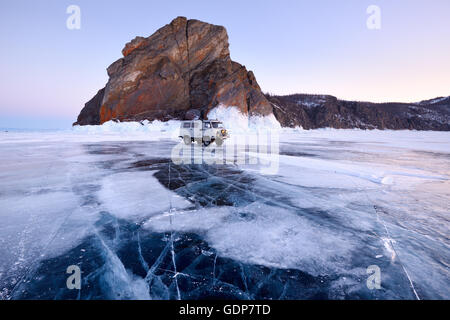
[{"x1": 207, "y1": 105, "x2": 281, "y2": 133}]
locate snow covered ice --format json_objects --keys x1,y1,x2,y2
[{"x1": 0, "y1": 123, "x2": 449, "y2": 300}]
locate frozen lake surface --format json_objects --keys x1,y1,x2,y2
[{"x1": 0, "y1": 128, "x2": 449, "y2": 299}]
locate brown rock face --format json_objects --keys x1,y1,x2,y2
[
  {"x1": 74, "y1": 88, "x2": 105, "y2": 126},
  {"x1": 75, "y1": 17, "x2": 272, "y2": 125}
]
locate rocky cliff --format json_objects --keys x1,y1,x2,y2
[
  {"x1": 74, "y1": 17, "x2": 272, "y2": 125},
  {"x1": 267, "y1": 94, "x2": 450, "y2": 131},
  {"x1": 75, "y1": 17, "x2": 450, "y2": 131}
]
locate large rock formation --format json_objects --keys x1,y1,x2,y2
[
  {"x1": 75, "y1": 16, "x2": 450, "y2": 131},
  {"x1": 267, "y1": 94, "x2": 450, "y2": 130},
  {"x1": 75, "y1": 17, "x2": 272, "y2": 125}
]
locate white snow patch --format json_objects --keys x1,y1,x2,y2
[
  {"x1": 143, "y1": 202, "x2": 356, "y2": 275},
  {"x1": 381, "y1": 176, "x2": 394, "y2": 185},
  {"x1": 98, "y1": 171, "x2": 191, "y2": 220},
  {"x1": 417, "y1": 96, "x2": 448, "y2": 105},
  {"x1": 73, "y1": 120, "x2": 181, "y2": 140},
  {"x1": 207, "y1": 105, "x2": 281, "y2": 133}
]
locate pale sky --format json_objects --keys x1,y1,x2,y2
[{"x1": 1, "y1": 0, "x2": 449, "y2": 129}]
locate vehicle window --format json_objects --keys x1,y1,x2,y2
[
  {"x1": 183, "y1": 123, "x2": 191, "y2": 128},
  {"x1": 212, "y1": 122, "x2": 223, "y2": 128}
]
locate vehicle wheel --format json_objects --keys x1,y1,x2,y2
[
  {"x1": 203, "y1": 140, "x2": 211, "y2": 147},
  {"x1": 183, "y1": 136, "x2": 191, "y2": 145},
  {"x1": 215, "y1": 137, "x2": 223, "y2": 146}
]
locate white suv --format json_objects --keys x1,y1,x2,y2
[{"x1": 179, "y1": 120, "x2": 229, "y2": 146}]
